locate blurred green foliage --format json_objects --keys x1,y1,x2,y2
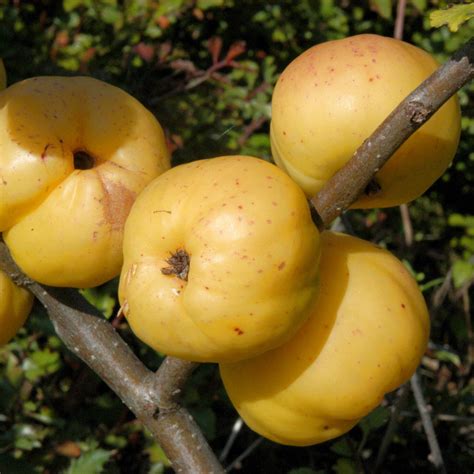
[{"x1": 0, "y1": 1, "x2": 473, "y2": 473}]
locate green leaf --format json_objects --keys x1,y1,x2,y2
[
  {"x1": 411, "y1": 0, "x2": 427, "y2": 13},
  {"x1": 197, "y1": 0, "x2": 224, "y2": 9},
  {"x1": 448, "y1": 213, "x2": 474, "y2": 228},
  {"x1": 147, "y1": 442, "x2": 171, "y2": 467},
  {"x1": 80, "y1": 287, "x2": 116, "y2": 319},
  {"x1": 435, "y1": 350, "x2": 461, "y2": 367},
  {"x1": 100, "y1": 5, "x2": 123, "y2": 25},
  {"x1": 452, "y1": 259, "x2": 474, "y2": 288},
  {"x1": 22, "y1": 349, "x2": 61, "y2": 382},
  {"x1": 190, "y1": 407, "x2": 217, "y2": 440},
  {"x1": 370, "y1": 0, "x2": 392, "y2": 20},
  {"x1": 330, "y1": 438, "x2": 352, "y2": 457},
  {"x1": 65, "y1": 448, "x2": 112, "y2": 474},
  {"x1": 359, "y1": 406, "x2": 389, "y2": 436},
  {"x1": 63, "y1": 0, "x2": 92, "y2": 12},
  {"x1": 155, "y1": 0, "x2": 185, "y2": 16},
  {"x1": 430, "y1": 4, "x2": 474, "y2": 32},
  {"x1": 333, "y1": 458, "x2": 358, "y2": 474},
  {"x1": 13, "y1": 423, "x2": 48, "y2": 451}
]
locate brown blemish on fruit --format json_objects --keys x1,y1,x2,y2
[
  {"x1": 278, "y1": 261, "x2": 286, "y2": 270},
  {"x1": 401, "y1": 303, "x2": 406, "y2": 309},
  {"x1": 97, "y1": 172, "x2": 136, "y2": 232},
  {"x1": 233, "y1": 327, "x2": 244, "y2": 335},
  {"x1": 161, "y1": 249, "x2": 190, "y2": 281}
]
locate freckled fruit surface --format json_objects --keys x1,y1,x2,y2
[
  {"x1": 220, "y1": 231, "x2": 430, "y2": 446},
  {"x1": 0, "y1": 270, "x2": 33, "y2": 345},
  {"x1": 0, "y1": 76, "x2": 170, "y2": 287},
  {"x1": 270, "y1": 34, "x2": 461, "y2": 208},
  {"x1": 119, "y1": 156, "x2": 321, "y2": 363}
]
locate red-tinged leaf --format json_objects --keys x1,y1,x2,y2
[
  {"x1": 81, "y1": 47, "x2": 96, "y2": 64},
  {"x1": 193, "y1": 7, "x2": 205, "y2": 20},
  {"x1": 208, "y1": 36, "x2": 222, "y2": 64},
  {"x1": 54, "y1": 30, "x2": 69, "y2": 48},
  {"x1": 55, "y1": 441, "x2": 82, "y2": 458},
  {"x1": 225, "y1": 41, "x2": 246, "y2": 63},
  {"x1": 134, "y1": 43, "x2": 155, "y2": 62},
  {"x1": 156, "y1": 15, "x2": 171, "y2": 29},
  {"x1": 158, "y1": 41, "x2": 172, "y2": 62}
]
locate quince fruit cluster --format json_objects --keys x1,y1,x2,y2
[{"x1": 0, "y1": 33, "x2": 461, "y2": 446}]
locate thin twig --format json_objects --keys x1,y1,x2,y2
[
  {"x1": 219, "y1": 417, "x2": 244, "y2": 462},
  {"x1": 399, "y1": 204, "x2": 414, "y2": 246},
  {"x1": 225, "y1": 437, "x2": 264, "y2": 472},
  {"x1": 410, "y1": 372, "x2": 446, "y2": 473},
  {"x1": 374, "y1": 383, "x2": 411, "y2": 472},
  {"x1": 393, "y1": 0, "x2": 407, "y2": 40}
]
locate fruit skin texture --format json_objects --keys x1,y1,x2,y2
[
  {"x1": 0, "y1": 60, "x2": 6, "y2": 89},
  {"x1": 0, "y1": 76, "x2": 170, "y2": 287},
  {"x1": 0, "y1": 270, "x2": 33, "y2": 345},
  {"x1": 119, "y1": 155, "x2": 321, "y2": 363},
  {"x1": 270, "y1": 34, "x2": 461, "y2": 208},
  {"x1": 220, "y1": 231, "x2": 430, "y2": 446}
]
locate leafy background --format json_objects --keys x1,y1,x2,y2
[{"x1": 0, "y1": 1, "x2": 473, "y2": 473}]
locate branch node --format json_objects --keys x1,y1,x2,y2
[{"x1": 407, "y1": 100, "x2": 431, "y2": 124}]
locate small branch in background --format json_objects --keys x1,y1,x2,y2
[
  {"x1": 374, "y1": 383, "x2": 411, "y2": 472},
  {"x1": 399, "y1": 203, "x2": 414, "y2": 247},
  {"x1": 393, "y1": 0, "x2": 407, "y2": 40},
  {"x1": 219, "y1": 417, "x2": 244, "y2": 462},
  {"x1": 410, "y1": 372, "x2": 447, "y2": 473},
  {"x1": 432, "y1": 269, "x2": 452, "y2": 310},
  {"x1": 238, "y1": 115, "x2": 269, "y2": 147},
  {"x1": 458, "y1": 281, "x2": 473, "y2": 378},
  {"x1": 225, "y1": 436, "x2": 264, "y2": 472}
]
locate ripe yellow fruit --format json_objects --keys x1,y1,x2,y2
[
  {"x1": 0, "y1": 76, "x2": 170, "y2": 287},
  {"x1": 270, "y1": 34, "x2": 461, "y2": 208},
  {"x1": 0, "y1": 270, "x2": 33, "y2": 345},
  {"x1": 0, "y1": 60, "x2": 6, "y2": 89},
  {"x1": 220, "y1": 231, "x2": 430, "y2": 446},
  {"x1": 119, "y1": 156, "x2": 321, "y2": 363}
]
